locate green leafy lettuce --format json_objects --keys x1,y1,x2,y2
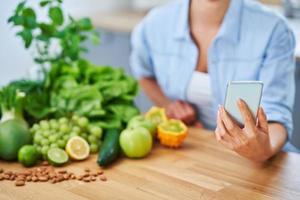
[{"x1": 45, "y1": 61, "x2": 140, "y2": 129}]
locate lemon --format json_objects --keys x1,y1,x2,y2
[{"x1": 65, "y1": 136, "x2": 90, "y2": 160}]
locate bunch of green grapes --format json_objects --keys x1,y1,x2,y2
[{"x1": 30, "y1": 116, "x2": 103, "y2": 157}]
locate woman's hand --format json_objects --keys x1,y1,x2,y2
[
  {"x1": 215, "y1": 99, "x2": 273, "y2": 162},
  {"x1": 164, "y1": 100, "x2": 200, "y2": 126}
]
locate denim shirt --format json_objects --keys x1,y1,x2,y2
[{"x1": 130, "y1": 0, "x2": 296, "y2": 138}]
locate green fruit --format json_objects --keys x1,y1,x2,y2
[
  {"x1": 70, "y1": 132, "x2": 79, "y2": 138},
  {"x1": 42, "y1": 130, "x2": 51, "y2": 138},
  {"x1": 119, "y1": 127, "x2": 152, "y2": 158},
  {"x1": 49, "y1": 135, "x2": 58, "y2": 143},
  {"x1": 72, "y1": 126, "x2": 81, "y2": 134},
  {"x1": 50, "y1": 143, "x2": 59, "y2": 148},
  {"x1": 18, "y1": 145, "x2": 40, "y2": 167},
  {"x1": 40, "y1": 120, "x2": 50, "y2": 130},
  {"x1": 49, "y1": 120, "x2": 59, "y2": 130},
  {"x1": 0, "y1": 119, "x2": 32, "y2": 161},
  {"x1": 57, "y1": 139, "x2": 65, "y2": 148},
  {"x1": 47, "y1": 148, "x2": 69, "y2": 166},
  {"x1": 89, "y1": 126, "x2": 103, "y2": 138},
  {"x1": 31, "y1": 124, "x2": 40, "y2": 132},
  {"x1": 127, "y1": 115, "x2": 156, "y2": 136},
  {"x1": 59, "y1": 124, "x2": 70, "y2": 134},
  {"x1": 78, "y1": 117, "x2": 89, "y2": 128},
  {"x1": 41, "y1": 139, "x2": 50, "y2": 146},
  {"x1": 90, "y1": 144, "x2": 99, "y2": 153},
  {"x1": 58, "y1": 117, "x2": 68, "y2": 124},
  {"x1": 34, "y1": 134, "x2": 43, "y2": 144},
  {"x1": 88, "y1": 135, "x2": 98, "y2": 143},
  {"x1": 41, "y1": 146, "x2": 49, "y2": 155}
]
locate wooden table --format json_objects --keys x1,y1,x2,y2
[{"x1": 1, "y1": 128, "x2": 300, "y2": 200}]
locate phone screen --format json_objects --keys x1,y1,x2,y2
[{"x1": 224, "y1": 81, "x2": 263, "y2": 125}]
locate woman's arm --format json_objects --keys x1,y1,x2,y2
[
  {"x1": 268, "y1": 123, "x2": 288, "y2": 156},
  {"x1": 140, "y1": 77, "x2": 198, "y2": 125},
  {"x1": 140, "y1": 77, "x2": 171, "y2": 107}
]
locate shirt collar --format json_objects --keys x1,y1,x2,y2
[{"x1": 174, "y1": 0, "x2": 243, "y2": 44}]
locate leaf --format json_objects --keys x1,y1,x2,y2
[
  {"x1": 17, "y1": 29, "x2": 33, "y2": 48},
  {"x1": 107, "y1": 104, "x2": 140, "y2": 123},
  {"x1": 9, "y1": 80, "x2": 52, "y2": 119},
  {"x1": 16, "y1": 1, "x2": 26, "y2": 14},
  {"x1": 22, "y1": 8, "x2": 37, "y2": 29},
  {"x1": 36, "y1": 34, "x2": 50, "y2": 42},
  {"x1": 91, "y1": 116, "x2": 122, "y2": 129},
  {"x1": 77, "y1": 18, "x2": 92, "y2": 30},
  {"x1": 40, "y1": 0, "x2": 51, "y2": 7},
  {"x1": 49, "y1": 6, "x2": 64, "y2": 25},
  {"x1": 7, "y1": 16, "x2": 24, "y2": 25},
  {"x1": 90, "y1": 31, "x2": 100, "y2": 44},
  {"x1": 39, "y1": 23, "x2": 56, "y2": 36}
]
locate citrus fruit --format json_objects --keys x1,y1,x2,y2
[
  {"x1": 18, "y1": 145, "x2": 40, "y2": 167},
  {"x1": 65, "y1": 136, "x2": 90, "y2": 160},
  {"x1": 47, "y1": 148, "x2": 69, "y2": 166}
]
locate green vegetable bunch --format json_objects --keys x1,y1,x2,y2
[
  {"x1": 45, "y1": 60, "x2": 140, "y2": 129},
  {"x1": 5, "y1": 0, "x2": 140, "y2": 131},
  {"x1": 8, "y1": 0, "x2": 99, "y2": 67}
]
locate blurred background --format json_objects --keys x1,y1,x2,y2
[{"x1": 1, "y1": 0, "x2": 300, "y2": 148}]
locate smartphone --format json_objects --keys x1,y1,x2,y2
[{"x1": 224, "y1": 81, "x2": 263, "y2": 125}]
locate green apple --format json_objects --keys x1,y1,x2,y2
[
  {"x1": 119, "y1": 127, "x2": 152, "y2": 158},
  {"x1": 127, "y1": 115, "x2": 156, "y2": 136}
]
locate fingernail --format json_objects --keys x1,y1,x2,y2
[{"x1": 237, "y1": 98, "x2": 243, "y2": 105}]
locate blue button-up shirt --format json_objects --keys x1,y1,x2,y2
[{"x1": 130, "y1": 0, "x2": 296, "y2": 139}]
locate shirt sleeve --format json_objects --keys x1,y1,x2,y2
[
  {"x1": 129, "y1": 18, "x2": 154, "y2": 79},
  {"x1": 259, "y1": 20, "x2": 296, "y2": 139}
]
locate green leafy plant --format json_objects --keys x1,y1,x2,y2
[{"x1": 8, "y1": 0, "x2": 99, "y2": 67}]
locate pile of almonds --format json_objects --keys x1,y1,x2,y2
[{"x1": 0, "y1": 161, "x2": 107, "y2": 187}]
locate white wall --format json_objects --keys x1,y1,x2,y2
[
  {"x1": 0, "y1": 0, "x2": 34, "y2": 86},
  {"x1": 0, "y1": 0, "x2": 172, "y2": 87}
]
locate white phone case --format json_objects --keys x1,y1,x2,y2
[{"x1": 224, "y1": 81, "x2": 263, "y2": 125}]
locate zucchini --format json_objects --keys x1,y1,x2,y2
[{"x1": 97, "y1": 128, "x2": 121, "y2": 167}]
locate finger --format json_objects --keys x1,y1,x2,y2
[
  {"x1": 173, "y1": 102, "x2": 186, "y2": 120},
  {"x1": 174, "y1": 101, "x2": 195, "y2": 124},
  {"x1": 257, "y1": 107, "x2": 269, "y2": 133},
  {"x1": 181, "y1": 102, "x2": 195, "y2": 116},
  {"x1": 237, "y1": 99, "x2": 256, "y2": 131},
  {"x1": 215, "y1": 129, "x2": 234, "y2": 150},
  {"x1": 166, "y1": 104, "x2": 176, "y2": 118},
  {"x1": 181, "y1": 103, "x2": 196, "y2": 124},
  {"x1": 220, "y1": 105, "x2": 241, "y2": 137},
  {"x1": 216, "y1": 109, "x2": 234, "y2": 143},
  {"x1": 194, "y1": 121, "x2": 203, "y2": 128}
]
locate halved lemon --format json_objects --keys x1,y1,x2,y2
[{"x1": 66, "y1": 136, "x2": 90, "y2": 160}]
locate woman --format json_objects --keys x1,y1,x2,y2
[{"x1": 130, "y1": 0, "x2": 296, "y2": 162}]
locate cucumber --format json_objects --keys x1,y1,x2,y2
[{"x1": 97, "y1": 129, "x2": 121, "y2": 167}]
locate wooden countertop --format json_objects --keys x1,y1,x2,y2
[{"x1": 1, "y1": 128, "x2": 300, "y2": 200}]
